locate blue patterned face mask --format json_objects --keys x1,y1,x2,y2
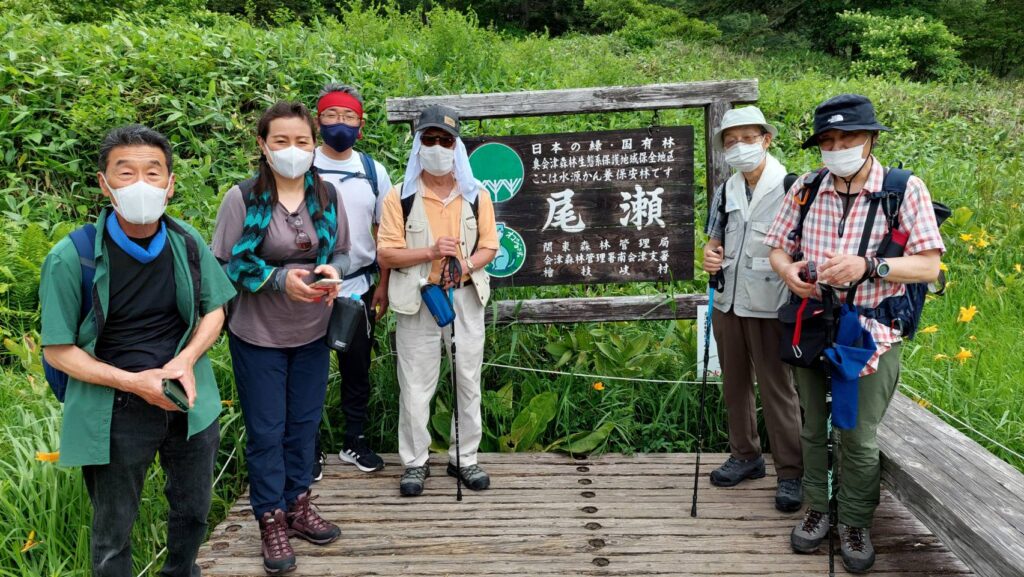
[{"x1": 320, "y1": 122, "x2": 360, "y2": 153}]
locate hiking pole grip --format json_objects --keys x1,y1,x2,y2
[{"x1": 691, "y1": 286, "x2": 715, "y2": 517}]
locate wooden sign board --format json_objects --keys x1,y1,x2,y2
[{"x1": 465, "y1": 126, "x2": 694, "y2": 287}]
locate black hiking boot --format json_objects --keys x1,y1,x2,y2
[
  {"x1": 709, "y1": 455, "x2": 766, "y2": 487},
  {"x1": 775, "y1": 478, "x2": 803, "y2": 512}
]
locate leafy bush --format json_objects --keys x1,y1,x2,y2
[
  {"x1": 837, "y1": 10, "x2": 964, "y2": 81},
  {"x1": 585, "y1": 0, "x2": 720, "y2": 49}
]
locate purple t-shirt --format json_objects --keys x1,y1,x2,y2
[{"x1": 213, "y1": 184, "x2": 350, "y2": 348}]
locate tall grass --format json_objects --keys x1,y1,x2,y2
[{"x1": 0, "y1": 2, "x2": 1021, "y2": 574}]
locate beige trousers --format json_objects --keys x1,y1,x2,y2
[{"x1": 396, "y1": 285, "x2": 485, "y2": 468}]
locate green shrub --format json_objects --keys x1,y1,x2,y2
[
  {"x1": 585, "y1": 0, "x2": 719, "y2": 49},
  {"x1": 838, "y1": 10, "x2": 964, "y2": 81}
]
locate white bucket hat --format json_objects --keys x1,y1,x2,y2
[{"x1": 711, "y1": 106, "x2": 779, "y2": 152}]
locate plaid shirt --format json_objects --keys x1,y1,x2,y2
[{"x1": 764, "y1": 158, "x2": 946, "y2": 375}]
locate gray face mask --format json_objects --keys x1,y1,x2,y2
[{"x1": 102, "y1": 173, "x2": 169, "y2": 225}]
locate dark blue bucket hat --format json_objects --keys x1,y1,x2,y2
[{"x1": 801, "y1": 94, "x2": 890, "y2": 149}]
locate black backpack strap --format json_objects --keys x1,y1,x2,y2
[
  {"x1": 164, "y1": 219, "x2": 204, "y2": 324},
  {"x1": 238, "y1": 177, "x2": 259, "y2": 210},
  {"x1": 880, "y1": 167, "x2": 912, "y2": 232},
  {"x1": 787, "y1": 168, "x2": 829, "y2": 246},
  {"x1": 400, "y1": 182, "x2": 415, "y2": 222},
  {"x1": 783, "y1": 172, "x2": 799, "y2": 195}
]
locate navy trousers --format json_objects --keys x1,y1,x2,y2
[{"x1": 229, "y1": 332, "x2": 329, "y2": 518}]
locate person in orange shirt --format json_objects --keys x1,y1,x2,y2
[{"x1": 378, "y1": 105, "x2": 498, "y2": 497}]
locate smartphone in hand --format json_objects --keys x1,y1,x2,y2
[
  {"x1": 163, "y1": 379, "x2": 190, "y2": 412},
  {"x1": 308, "y1": 278, "x2": 343, "y2": 289}
]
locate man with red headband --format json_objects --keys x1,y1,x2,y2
[{"x1": 311, "y1": 83, "x2": 393, "y2": 479}]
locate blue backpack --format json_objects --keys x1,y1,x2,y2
[{"x1": 42, "y1": 224, "x2": 97, "y2": 402}]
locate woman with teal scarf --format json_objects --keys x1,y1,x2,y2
[{"x1": 212, "y1": 101, "x2": 351, "y2": 574}]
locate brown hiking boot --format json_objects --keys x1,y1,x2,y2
[
  {"x1": 258, "y1": 509, "x2": 296, "y2": 574},
  {"x1": 286, "y1": 490, "x2": 341, "y2": 545}
]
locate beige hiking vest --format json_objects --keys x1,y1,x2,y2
[{"x1": 388, "y1": 184, "x2": 491, "y2": 315}]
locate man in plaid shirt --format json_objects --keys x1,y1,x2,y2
[{"x1": 765, "y1": 94, "x2": 945, "y2": 574}]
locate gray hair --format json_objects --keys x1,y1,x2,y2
[
  {"x1": 318, "y1": 83, "x2": 363, "y2": 105},
  {"x1": 98, "y1": 124, "x2": 173, "y2": 172}
]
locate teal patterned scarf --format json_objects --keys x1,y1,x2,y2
[{"x1": 227, "y1": 173, "x2": 337, "y2": 292}]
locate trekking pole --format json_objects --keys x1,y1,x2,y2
[
  {"x1": 691, "y1": 270, "x2": 724, "y2": 517},
  {"x1": 821, "y1": 284, "x2": 838, "y2": 577},
  {"x1": 444, "y1": 256, "x2": 464, "y2": 502}
]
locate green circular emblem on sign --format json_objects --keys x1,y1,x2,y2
[
  {"x1": 469, "y1": 142, "x2": 524, "y2": 203},
  {"x1": 486, "y1": 223, "x2": 526, "y2": 278}
]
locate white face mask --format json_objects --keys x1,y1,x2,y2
[
  {"x1": 265, "y1": 145, "x2": 314, "y2": 179},
  {"x1": 724, "y1": 141, "x2": 766, "y2": 172},
  {"x1": 102, "y1": 174, "x2": 170, "y2": 225},
  {"x1": 419, "y1": 144, "x2": 455, "y2": 176},
  {"x1": 821, "y1": 142, "x2": 868, "y2": 177}
]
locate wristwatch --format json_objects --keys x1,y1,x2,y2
[
  {"x1": 875, "y1": 258, "x2": 891, "y2": 279},
  {"x1": 465, "y1": 258, "x2": 476, "y2": 273}
]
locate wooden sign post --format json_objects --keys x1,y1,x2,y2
[{"x1": 386, "y1": 80, "x2": 758, "y2": 323}]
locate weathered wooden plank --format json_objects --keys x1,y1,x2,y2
[
  {"x1": 198, "y1": 553, "x2": 969, "y2": 575},
  {"x1": 879, "y1": 393, "x2": 1024, "y2": 577},
  {"x1": 704, "y1": 99, "x2": 732, "y2": 205},
  {"x1": 487, "y1": 293, "x2": 708, "y2": 324},
  {"x1": 385, "y1": 80, "x2": 760, "y2": 123},
  {"x1": 200, "y1": 451, "x2": 974, "y2": 577}
]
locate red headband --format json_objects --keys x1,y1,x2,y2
[{"x1": 317, "y1": 91, "x2": 363, "y2": 118}]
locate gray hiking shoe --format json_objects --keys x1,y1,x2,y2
[
  {"x1": 399, "y1": 464, "x2": 430, "y2": 496},
  {"x1": 791, "y1": 509, "x2": 829, "y2": 553},
  {"x1": 839, "y1": 523, "x2": 876, "y2": 574},
  {"x1": 775, "y1": 478, "x2": 803, "y2": 512},
  {"x1": 709, "y1": 455, "x2": 766, "y2": 487},
  {"x1": 447, "y1": 462, "x2": 490, "y2": 491}
]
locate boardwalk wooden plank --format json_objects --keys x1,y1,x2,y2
[
  {"x1": 198, "y1": 453, "x2": 973, "y2": 576},
  {"x1": 879, "y1": 394, "x2": 1024, "y2": 577}
]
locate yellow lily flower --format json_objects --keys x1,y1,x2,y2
[
  {"x1": 35, "y1": 451, "x2": 59, "y2": 463},
  {"x1": 957, "y1": 305, "x2": 978, "y2": 323}
]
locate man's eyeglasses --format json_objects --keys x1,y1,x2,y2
[
  {"x1": 287, "y1": 213, "x2": 312, "y2": 250},
  {"x1": 723, "y1": 134, "x2": 765, "y2": 149},
  {"x1": 320, "y1": 111, "x2": 361, "y2": 126},
  {"x1": 420, "y1": 134, "x2": 456, "y2": 149}
]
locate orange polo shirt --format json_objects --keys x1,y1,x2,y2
[{"x1": 377, "y1": 179, "x2": 499, "y2": 283}]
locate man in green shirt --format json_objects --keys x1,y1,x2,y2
[{"x1": 39, "y1": 124, "x2": 236, "y2": 577}]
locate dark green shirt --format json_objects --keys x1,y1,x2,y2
[{"x1": 39, "y1": 209, "x2": 236, "y2": 467}]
